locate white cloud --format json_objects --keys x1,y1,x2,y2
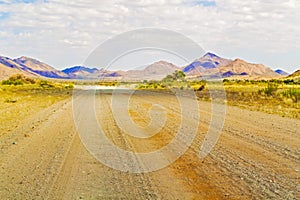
[{"x1": 0, "y1": 0, "x2": 299, "y2": 72}]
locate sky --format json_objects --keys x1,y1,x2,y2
[{"x1": 0, "y1": 0, "x2": 299, "y2": 73}]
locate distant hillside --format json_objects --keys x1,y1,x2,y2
[
  {"x1": 289, "y1": 69, "x2": 300, "y2": 77},
  {"x1": 0, "y1": 56, "x2": 40, "y2": 80},
  {"x1": 14, "y1": 56, "x2": 68, "y2": 79},
  {"x1": 287, "y1": 69, "x2": 300, "y2": 81},
  {"x1": 123, "y1": 61, "x2": 180, "y2": 80},
  {"x1": 183, "y1": 53, "x2": 279, "y2": 79},
  {"x1": 0, "y1": 55, "x2": 68, "y2": 80},
  {"x1": 60, "y1": 61, "x2": 179, "y2": 80},
  {"x1": 183, "y1": 52, "x2": 232, "y2": 75},
  {"x1": 62, "y1": 66, "x2": 122, "y2": 79},
  {"x1": 275, "y1": 69, "x2": 289, "y2": 76},
  {"x1": 216, "y1": 59, "x2": 279, "y2": 79},
  {"x1": 62, "y1": 66, "x2": 98, "y2": 74},
  {"x1": 62, "y1": 66, "x2": 98, "y2": 79}
]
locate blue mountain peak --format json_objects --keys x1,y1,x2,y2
[{"x1": 203, "y1": 52, "x2": 219, "y2": 58}]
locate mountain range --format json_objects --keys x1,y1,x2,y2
[{"x1": 0, "y1": 52, "x2": 294, "y2": 81}]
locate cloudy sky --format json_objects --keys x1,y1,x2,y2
[{"x1": 0, "y1": 0, "x2": 299, "y2": 72}]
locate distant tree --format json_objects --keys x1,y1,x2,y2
[
  {"x1": 162, "y1": 71, "x2": 186, "y2": 82},
  {"x1": 173, "y1": 70, "x2": 186, "y2": 81},
  {"x1": 162, "y1": 74, "x2": 174, "y2": 82}
]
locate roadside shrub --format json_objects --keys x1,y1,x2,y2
[
  {"x1": 9, "y1": 74, "x2": 23, "y2": 81},
  {"x1": 2, "y1": 79, "x2": 23, "y2": 85},
  {"x1": 64, "y1": 83, "x2": 74, "y2": 89},
  {"x1": 284, "y1": 79, "x2": 295, "y2": 85},
  {"x1": 259, "y1": 83, "x2": 278, "y2": 96},
  {"x1": 282, "y1": 88, "x2": 300, "y2": 103},
  {"x1": 4, "y1": 98, "x2": 17, "y2": 103},
  {"x1": 24, "y1": 77, "x2": 36, "y2": 84},
  {"x1": 39, "y1": 80, "x2": 54, "y2": 88},
  {"x1": 1, "y1": 74, "x2": 35, "y2": 85},
  {"x1": 223, "y1": 79, "x2": 230, "y2": 83}
]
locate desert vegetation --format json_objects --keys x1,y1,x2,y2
[
  {"x1": 0, "y1": 75, "x2": 73, "y2": 134},
  {"x1": 1, "y1": 74, "x2": 74, "y2": 89},
  {"x1": 222, "y1": 79, "x2": 300, "y2": 118},
  {"x1": 135, "y1": 72, "x2": 300, "y2": 118},
  {"x1": 2, "y1": 73, "x2": 299, "y2": 124}
]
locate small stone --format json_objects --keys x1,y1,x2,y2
[
  {"x1": 24, "y1": 134, "x2": 30, "y2": 138},
  {"x1": 12, "y1": 142, "x2": 17, "y2": 145}
]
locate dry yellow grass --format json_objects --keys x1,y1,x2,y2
[{"x1": 0, "y1": 84, "x2": 72, "y2": 136}]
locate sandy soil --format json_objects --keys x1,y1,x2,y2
[{"x1": 0, "y1": 90, "x2": 299, "y2": 199}]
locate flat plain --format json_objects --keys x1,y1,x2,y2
[{"x1": 0, "y1": 85, "x2": 299, "y2": 199}]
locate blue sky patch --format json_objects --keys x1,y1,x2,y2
[
  {"x1": 192, "y1": 0, "x2": 217, "y2": 7},
  {"x1": 0, "y1": 12, "x2": 10, "y2": 20},
  {"x1": 14, "y1": 0, "x2": 37, "y2": 3},
  {"x1": 0, "y1": 0, "x2": 42, "y2": 4}
]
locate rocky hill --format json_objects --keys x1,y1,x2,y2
[
  {"x1": 183, "y1": 53, "x2": 280, "y2": 79},
  {"x1": 0, "y1": 56, "x2": 40, "y2": 80},
  {"x1": 0, "y1": 55, "x2": 68, "y2": 80},
  {"x1": 14, "y1": 56, "x2": 68, "y2": 78},
  {"x1": 216, "y1": 59, "x2": 279, "y2": 79},
  {"x1": 123, "y1": 61, "x2": 180, "y2": 80},
  {"x1": 183, "y1": 52, "x2": 232, "y2": 75}
]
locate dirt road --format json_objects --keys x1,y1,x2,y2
[{"x1": 0, "y1": 89, "x2": 299, "y2": 199}]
